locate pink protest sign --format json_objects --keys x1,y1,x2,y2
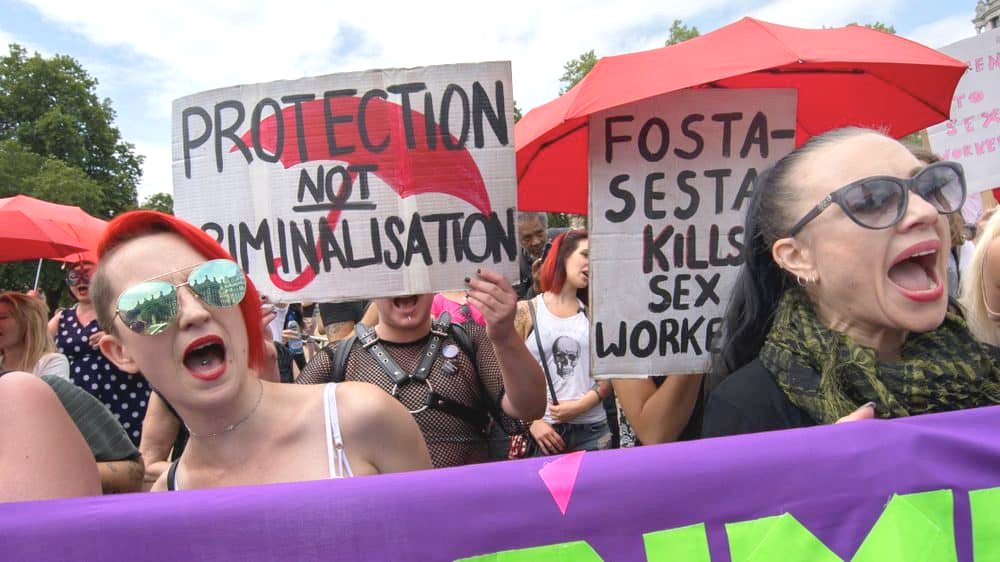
[{"x1": 928, "y1": 27, "x2": 1000, "y2": 195}]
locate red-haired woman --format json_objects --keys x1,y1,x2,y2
[
  {"x1": 514, "y1": 230, "x2": 610, "y2": 455},
  {"x1": 90, "y1": 211, "x2": 430, "y2": 491}
]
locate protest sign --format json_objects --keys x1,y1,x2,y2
[
  {"x1": 588, "y1": 89, "x2": 796, "y2": 376},
  {"x1": 928, "y1": 27, "x2": 1000, "y2": 195},
  {"x1": 3, "y1": 406, "x2": 999, "y2": 561},
  {"x1": 172, "y1": 62, "x2": 517, "y2": 302}
]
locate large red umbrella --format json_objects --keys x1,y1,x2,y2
[
  {"x1": 0, "y1": 195, "x2": 107, "y2": 262},
  {"x1": 516, "y1": 17, "x2": 967, "y2": 214}
]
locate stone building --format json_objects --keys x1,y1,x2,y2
[{"x1": 975, "y1": 0, "x2": 1000, "y2": 33}]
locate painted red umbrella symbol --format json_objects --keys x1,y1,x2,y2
[{"x1": 238, "y1": 95, "x2": 496, "y2": 290}]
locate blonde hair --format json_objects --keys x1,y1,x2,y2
[
  {"x1": 959, "y1": 210, "x2": 1000, "y2": 345},
  {"x1": 0, "y1": 292, "x2": 55, "y2": 371}
]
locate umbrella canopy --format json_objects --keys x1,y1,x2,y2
[
  {"x1": 516, "y1": 17, "x2": 967, "y2": 214},
  {"x1": 0, "y1": 210, "x2": 90, "y2": 262},
  {"x1": 0, "y1": 195, "x2": 107, "y2": 262}
]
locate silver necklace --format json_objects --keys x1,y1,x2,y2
[{"x1": 185, "y1": 380, "x2": 264, "y2": 439}]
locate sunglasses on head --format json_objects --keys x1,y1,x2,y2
[
  {"x1": 114, "y1": 259, "x2": 246, "y2": 336},
  {"x1": 787, "y1": 161, "x2": 966, "y2": 237}
]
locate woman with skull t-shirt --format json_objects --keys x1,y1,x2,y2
[{"x1": 514, "y1": 231, "x2": 611, "y2": 455}]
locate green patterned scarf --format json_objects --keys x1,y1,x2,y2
[{"x1": 759, "y1": 289, "x2": 1000, "y2": 423}]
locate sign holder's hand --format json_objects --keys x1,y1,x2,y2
[
  {"x1": 529, "y1": 420, "x2": 566, "y2": 455},
  {"x1": 464, "y1": 268, "x2": 548, "y2": 422},
  {"x1": 549, "y1": 399, "x2": 588, "y2": 424},
  {"x1": 835, "y1": 402, "x2": 876, "y2": 424},
  {"x1": 465, "y1": 268, "x2": 517, "y2": 344}
]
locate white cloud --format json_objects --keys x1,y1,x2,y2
[
  {"x1": 133, "y1": 140, "x2": 173, "y2": 202},
  {"x1": 749, "y1": 0, "x2": 900, "y2": 28},
  {"x1": 905, "y1": 14, "x2": 977, "y2": 49},
  {"x1": 0, "y1": 26, "x2": 48, "y2": 57},
  {"x1": 19, "y1": 0, "x2": 733, "y2": 113}
]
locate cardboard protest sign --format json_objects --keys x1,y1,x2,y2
[
  {"x1": 172, "y1": 62, "x2": 517, "y2": 302},
  {"x1": 928, "y1": 27, "x2": 1000, "y2": 195},
  {"x1": 589, "y1": 89, "x2": 796, "y2": 377}
]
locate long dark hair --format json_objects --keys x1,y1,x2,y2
[{"x1": 709, "y1": 127, "x2": 878, "y2": 390}]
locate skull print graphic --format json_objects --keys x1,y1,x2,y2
[{"x1": 551, "y1": 336, "x2": 581, "y2": 378}]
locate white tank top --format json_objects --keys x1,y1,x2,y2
[
  {"x1": 323, "y1": 382, "x2": 354, "y2": 478},
  {"x1": 168, "y1": 382, "x2": 352, "y2": 490},
  {"x1": 525, "y1": 295, "x2": 605, "y2": 425}
]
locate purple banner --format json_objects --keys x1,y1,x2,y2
[{"x1": 3, "y1": 407, "x2": 1000, "y2": 561}]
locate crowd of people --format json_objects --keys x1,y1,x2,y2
[{"x1": 3, "y1": 127, "x2": 1000, "y2": 503}]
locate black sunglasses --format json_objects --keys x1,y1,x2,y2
[{"x1": 787, "y1": 161, "x2": 966, "y2": 237}]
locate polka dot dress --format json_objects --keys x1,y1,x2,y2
[{"x1": 57, "y1": 307, "x2": 150, "y2": 445}]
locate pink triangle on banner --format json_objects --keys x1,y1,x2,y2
[{"x1": 538, "y1": 451, "x2": 586, "y2": 515}]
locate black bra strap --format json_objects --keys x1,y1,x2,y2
[{"x1": 166, "y1": 459, "x2": 180, "y2": 491}]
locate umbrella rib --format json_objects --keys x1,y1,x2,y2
[{"x1": 517, "y1": 121, "x2": 589, "y2": 182}]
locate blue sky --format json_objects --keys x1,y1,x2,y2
[{"x1": 0, "y1": 0, "x2": 982, "y2": 202}]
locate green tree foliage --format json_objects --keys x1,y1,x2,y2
[
  {"x1": 0, "y1": 140, "x2": 103, "y2": 209},
  {"x1": 0, "y1": 44, "x2": 142, "y2": 302},
  {"x1": 547, "y1": 212, "x2": 572, "y2": 228},
  {"x1": 665, "y1": 19, "x2": 700, "y2": 46},
  {"x1": 0, "y1": 44, "x2": 142, "y2": 219},
  {"x1": 849, "y1": 21, "x2": 897, "y2": 34},
  {"x1": 560, "y1": 50, "x2": 598, "y2": 94},
  {"x1": 514, "y1": 100, "x2": 523, "y2": 123},
  {"x1": 140, "y1": 192, "x2": 173, "y2": 215}
]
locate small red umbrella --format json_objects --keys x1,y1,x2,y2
[
  {"x1": 0, "y1": 195, "x2": 107, "y2": 258},
  {"x1": 516, "y1": 17, "x2": 967, "y2": 214},
  {"x1": 0, "y1": 210, "x2": 89, "y2": 262}
]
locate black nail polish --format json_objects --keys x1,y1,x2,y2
[{"x1": 464, "y1": 277, "x2": 470, "y2": 284}]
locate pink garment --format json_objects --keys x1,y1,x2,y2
[{"x1": 431, "y1": 294, "x2": 486, "y2": 326}]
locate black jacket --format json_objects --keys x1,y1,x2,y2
[{"x1": 702, "y1": 359, "x2": 816, "y2": 438}]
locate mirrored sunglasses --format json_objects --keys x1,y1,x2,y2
[
  {"x1": 114, "y1": 259, "x2": 246, "y2": 336},
  {"x1": 787, "y1": 161, "x2": 966, "y2": 237}
]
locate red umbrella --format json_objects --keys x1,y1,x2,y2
[
  {"x1": 0, "y1": 210, "x2": 89, "y2": 262},
  {"x1": 516, "y1": 17, "x2": 967, "y2": 214},
  {"x1": 0, "y1": 195, "x2": 107, "y2": 260}
]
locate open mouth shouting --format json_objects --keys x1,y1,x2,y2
[
  {"x1": 887, "y1": 240, "x2": 944, "y2": 303},
  {"x1": 183, "y1": 335, "x2": 228, "y2": 381},
  {"x1": 391, "y1": 295, "x2": 420, "y2": 317}
]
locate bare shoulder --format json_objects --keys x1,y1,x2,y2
[
  {"x1": 333, "y1": 381, "x2": 401, "y2": 426},
  {"x1": 332, "y1": 382, "x2": 419, "y2": 443}
]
